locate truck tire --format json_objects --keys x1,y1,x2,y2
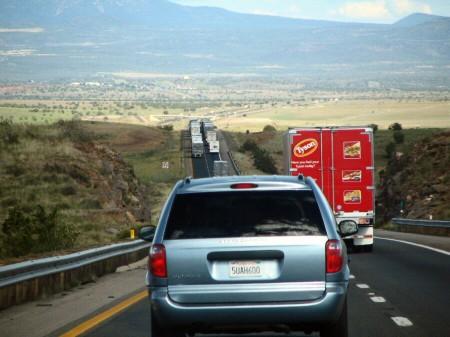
[{"x1": 320, "y1": 298, "x2": 348, "y2": 337}]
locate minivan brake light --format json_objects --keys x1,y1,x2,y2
[
  {"x1": 150, "y1": 244, "x2": 167, "y2": 278},
  {"x1": 326, "y1": 240, "x2": 343, "y2": 273}
]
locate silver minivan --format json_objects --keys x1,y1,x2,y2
[{"x1": 140, "y1": 175, "x2": 357, "y2": 337}]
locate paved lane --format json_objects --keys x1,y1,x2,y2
[
  {"x1": 349, "y1": 237, "x2": 450, "y2": 337},
  {"x1": 81, "y1": 236, "x2": 450, "y2": 337}
]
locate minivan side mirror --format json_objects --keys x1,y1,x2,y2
[
  {"x1": 139, "y1": 226, "x2": 156, "y2": 242},
  {"x1": 338, "y1": 220, "x2": 359, "y2": 237}
]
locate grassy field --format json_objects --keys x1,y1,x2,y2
[
  {"x1": 2, "y1": 98, "x2": 448, "y2": 131},
  {"x1": 0, "y1": 99, "x2": 212, "y2": 126},
  {"x1": 215, "y1": 100, "x2": 450, "y2": 132}
]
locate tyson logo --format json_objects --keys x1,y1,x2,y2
[{"x1": 293, "y1": 138, "x2": 318, "y2": 158}]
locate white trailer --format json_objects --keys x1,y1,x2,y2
[
  {"x1": 206, "y1": 131, "x2": 217, "y2": 143},
  {"x1": 190, "y1": 124, "x2": 201, "y2": 136},
  {"x1": 209, "y1": 140, "x2": 220, "y2": 153}
]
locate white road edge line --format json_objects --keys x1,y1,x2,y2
[
  {"x1": 370, "y1": 296, "x2": 386, "y2": 303},
  {"x1": 356, "y1": 283, "x2": 370, "y2": 289},
  {"x1": 391, "y1": 316, "x2": 413, "y2": 327},
  {"x1": 375, "y1": 236, "x2": 450, "y2": 256}
]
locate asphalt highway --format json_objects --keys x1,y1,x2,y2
[
  {"x1": 192, "y1": 146, "x2": 220, "y2": 178},
  {"x1": 78, "y1": 237, "x2": 450, "y2": 337}
]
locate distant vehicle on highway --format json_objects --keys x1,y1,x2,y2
[
  {"x1": 189, "y1": 120, "x2": 201, "y2": 136},
  {"x1": 208, "y1": 140, "x2": 220, "y2": 153},
  {"x1": 284, "y1": 127, "x2": 375, "y2": 252},
  {"x1": 206, "y1": 130, "x2": 217, "y2": 143},
  {"x1": 140, "y1": 175, "x2": 358, "y2": 337},
  {"x1": 191, "y1": 136, "x2": 204, "y2": 157}
]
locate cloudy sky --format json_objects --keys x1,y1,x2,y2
[{"x1": 172, "y1": 0, "x2": 450, "y2": 23}]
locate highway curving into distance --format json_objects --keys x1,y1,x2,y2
[
  {"x1": 1, "y1": 131, "x2": 448, "y2": 337},
  {"x1": 64, "y1": 235, "x2": 450, "y2": 337}
]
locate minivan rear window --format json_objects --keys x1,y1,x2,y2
[{"x1": 165, "y1": 190, "x2": 326, "y2": 239}]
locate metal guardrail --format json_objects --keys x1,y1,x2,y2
[
  {"x1": 0, "y1": 240, "x2": 150, "y2": 288},
  {"x1": 228, "y1": 151, "x2": 241, "y2": 175},
  {"x1": 392, "y1": 218, "x2": 450, "y2": 228}
]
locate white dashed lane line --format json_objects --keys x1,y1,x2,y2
[
  {"x1": 349, "y1": 274, "x2": 355, "y2": 279},
  {"x1": 353, "y1": 279, "x2": 414, "y2": 328},
  {"x1": 370, "y1": 296, "x2": 386, "y2": 303},
  {"x1": 391, "y1": 316, "x2": 414, "y2": 327},
  {"x1": 356, "y1": 283, "x2": 370, "y2": 289}
]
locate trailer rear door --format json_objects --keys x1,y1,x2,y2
[{"x1": 331, "y1": 128, "x2": 374, "y2": 213}]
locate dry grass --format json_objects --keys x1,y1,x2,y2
[{"x1": 215, "y1": 100, "x2": 450, "y2": 132}]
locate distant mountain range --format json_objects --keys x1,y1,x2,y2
[{"x1": 0, "y1": 0, "x2": 449, "y2": 86}]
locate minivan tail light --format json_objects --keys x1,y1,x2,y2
[
  {"x1": 230, "y1": 183, "x2": 258, "y2": 189},
  {"x1": 150, "y1": 244, "x2": 167, "y2": 278},
  {"x1": 326, "y1": 240, "x2": 343, "y2": 273}
]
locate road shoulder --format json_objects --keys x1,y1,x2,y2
[
  {"x1": 0, "y1": 258, "x2": 148, "y2": 337},
  {"x1": 375, "y1": 229, "x2": 450, "y2": 252}
]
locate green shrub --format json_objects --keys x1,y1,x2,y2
[
  {"x1": 393, "y1": 130, "x2": 405, "y2": 144},
  {"x1": 239, "y1": 140, "x2": 278, "y2": 174},
  {"x1": 57, "y1": 120, "x2": 93, "y2": 143},
  {"x1": 79, "y1": 198, "x2": 102, "y2": 209},
  {"x1": 385, "y1": 142, "x2": 396, "y2": 158},
  {"x1": 1, "y1": 205, "x2": 79, "y2": 258},
  {"x1": 1, "y1": 197, "x2": 18, "y2": 207},
  {"x1": 263, "y1": 125, "x2": 277, "y2": 132},
  {"x1": 116, "y1": 228, "x2": 131, "y2": 240},
  {"x1": 369, "y1": 123, "x2": 378, "y2": 133},
  {"x1": 158, "y1": 124, "x2": 173, "y2": 132},
  {"x1": 68, "y1": 166, "x2": 90, "y2": 185},
  {"x1": 239, "y1": 140, "x2": 258, "y2": 153},
  {"x1": 0, "y1": 120, "x2": 20, "y2": 146},
  {"x1": 5, "y1": 163, "x2": 25, "y2": 177},
  {"x1": 253, "y1": 148, "x2": 278, "y2": 174},
  {"x1": 61, "y1": 185, "x2": 77, "y2": 196},
  {"x1": 388, "y1": 122, "x2": 402, "y2": 131}
]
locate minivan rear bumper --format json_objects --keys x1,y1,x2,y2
[{"x1": 150, "y1": 282, "x2": 347, "y2": 330}]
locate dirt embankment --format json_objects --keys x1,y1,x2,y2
[{"x1": 0, "y1": 121, "x2": 152, "y2": 262}]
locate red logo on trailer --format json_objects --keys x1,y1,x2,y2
[{"x1": 293, "y1": 138, "x2": 318, "y2": 158}]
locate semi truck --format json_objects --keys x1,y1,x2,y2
[
  {"x1": 190, "y1": 124, "x2": 201, "y2": 136},
  {"x1": 284, "y1": 126, "x2": 375, "y2": 251},
  {"x1": 191, "y1": 136, "x2": 204, "y2": 158}
]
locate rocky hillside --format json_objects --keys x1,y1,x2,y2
[
  {"x1": 0, "y1": 120, "x2": 151, "y2": 260},
  {"x1": 377, "y1": 131, "x2": 450, "y2": 222}
]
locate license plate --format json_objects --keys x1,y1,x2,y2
[{"x1": 229, "y1": 260, "x2": 262, "y2": 278}]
